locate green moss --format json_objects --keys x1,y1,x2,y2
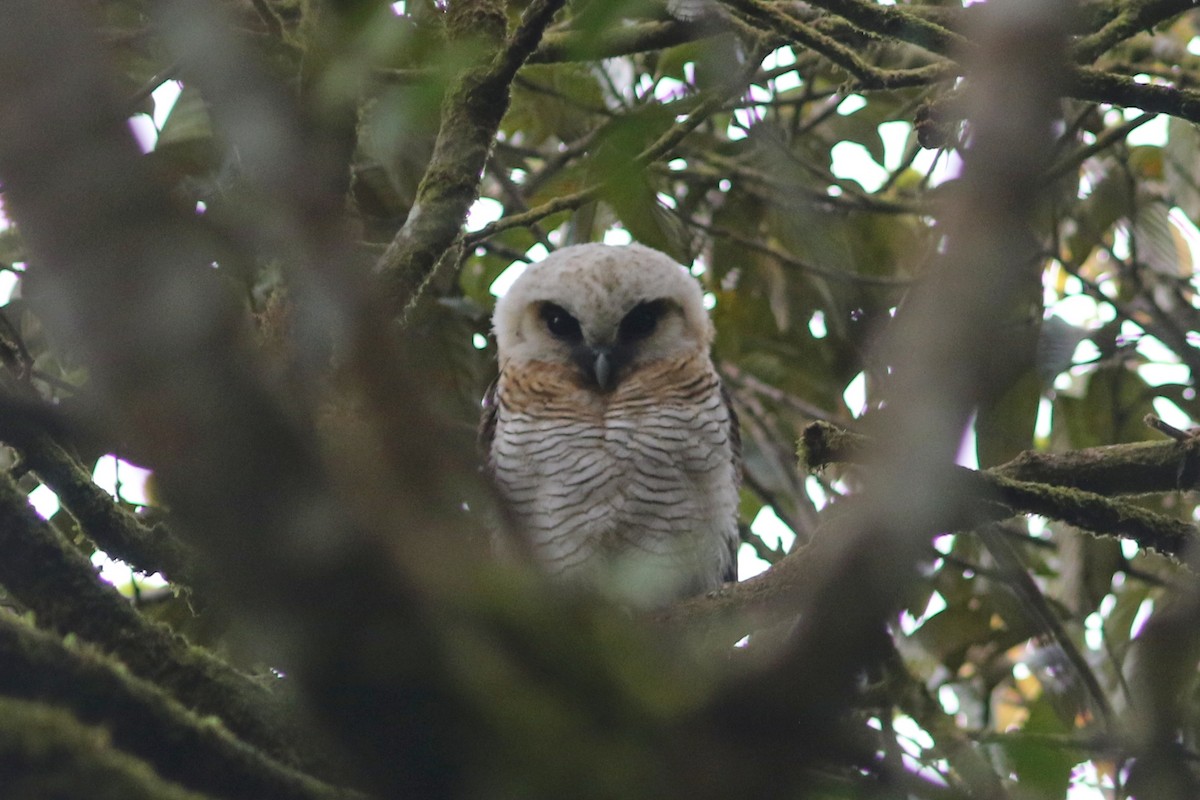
[{"x1": 0, "y1": 697, "x2": 214, "y2": 800}]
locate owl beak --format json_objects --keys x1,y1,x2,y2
[{"x1": 591, "y1": 347, "x2": 613, "y2": 390}]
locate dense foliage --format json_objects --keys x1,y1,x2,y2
[{"x1": 3, "y1": 0, "x2": 1200, "y2": 797}]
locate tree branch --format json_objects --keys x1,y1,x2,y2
[
  {"x1": 0, "y1": 5, "x2": 574, "y2": 796},
  {"x1": 806, "y1": 422, "x2": 1200, "y2": 561},
  {"x1": 0, "y1": 612, "x2": 364, "y2": 800},
  {"x1": 0, "y1": 473, "x2": 336, "y2": 781},
  {"x1": 727, "y1": 0, "x2": 959, "y2": 90},
  {"x1": 804, "y1": 418, "x2": 1200, "y2": 496},
  {"x1": 531, "y1": 19, "x2": 713, "y2": 63},
  {"x1": 1069, "y1": 64, "x2": 1200, "y2": 124},
  {"x1": 801, "y1": 420, "x2": 1200, "y2": 560},
  {"x1": 798, "y1": 0, "x2": 970, "y2": 56},
  {"x1": 658, "y1": 456, "x2": 1199, "y2": 639},
  {"x1": 0, "y1": 696, "x2": 216, "y2": 800},
  {"x1": 0, "y1": 398, "x2": 198, "y2": 589},
  {"x1": 1071, "y1": 0, "x2": 1199, "y2": 63},
  {"x1": 664, "y1": 3, "x2": 1108, "y2": 661},
  {"x1": 375, "y1": 0, "x2": 566, "y2": 318}
]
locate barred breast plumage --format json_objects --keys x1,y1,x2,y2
[{"x1": 484, "y1": 242, "x2": 740, "y2": 607}]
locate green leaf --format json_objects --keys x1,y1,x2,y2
[
  {"x1": 1099, "y1": 579, "x2": 1153, "y2": 654},
  {"x1": 149, "y1": 85, "x2": 220, "y2": 178},
  {"x1": 657, "y1": 34, "x2": 743, "y2": 94},
  {"x1": 156, "y1": 85, "x2": 213, "y2": 149},
  {"x1": 1036, "y1": 315, "x2": 1091, "y2": 384},
  {"x1": 504, "y1": 63, "x2": 605, "y2": 147},
  {"x1": 1062, "y1": 162, "x2": 1132, "y2": 265},
  {"x1": 1058, "y1": 365, "x2": 1158, "y2": 448},
  {"x1": 1131, "y1": 201, "x2": 1185, "y2": 277},
  {"x1": 996, "y1": 695, "x2": 1080, "y2": 798},
  {"x1": 597, "y1": 187, "x2": 687, "y2": 263},
  {"x1": 459, "y1": 226, "x2": 543, "y2": 306},
  {"x1": 1055, "y1": 528, "x2": 1122, "y2": 619},
  {"x1": 976, "y1": 369, "x2": 1042, "y2": 468},
  {"x1": 908, "y1": 606, "x2": 997, "y2": 671},
  {"x1": 1164, "y1": 118, "x2": 1200, "y2": 221},
  {"x1": 824, "y1": 111, "x2": 886, "y2": 167}
]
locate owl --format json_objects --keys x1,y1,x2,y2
[{"x1": 482, "y1": 243, "x2": 740, "y2": 607}]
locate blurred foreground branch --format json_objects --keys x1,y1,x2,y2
[
  {"x1": 5, "y1": 0, "x2": 1200, "y2": 797},
  {"x1": 0, "y1": 610, "x2": 361, "y2": 800}
]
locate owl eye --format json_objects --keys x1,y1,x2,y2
[
  {"x1": 619, "y1": 300, "x2": 667, "y2": 341},
  {"x1": 540, "y1": 303, "x2": 582, "y2": 341}
]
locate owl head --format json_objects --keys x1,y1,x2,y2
[{"x1": 492, "y1": 243, "x2": 714, "y2": 391}]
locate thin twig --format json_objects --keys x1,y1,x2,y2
[
  {"x1": 1145, "y1": 413, "x2": 1194, "y2": 442},
  {"x1": 249, "y1": 0, "x2": 285, "y2": 40},
  {"x1": 1045, "y1": 110, "x2": 1156, "y2": 183},
  {"x1": 467, "y1": 48, "x2": 765, "y2": 245},
  {"x1": 695, "y1": 220, "x2": 915, "y2": 286}
]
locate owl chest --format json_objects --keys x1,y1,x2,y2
[{"x1": 493, "y1": 397, "x2": 730, "y2": 537}]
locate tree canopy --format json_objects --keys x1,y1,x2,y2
[{"x1": 2, "y1": 0, "x2": 1200, "y2": 797}]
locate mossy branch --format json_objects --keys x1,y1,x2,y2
[
  {"x1": 0, "y1": 612, "x2": 364, "y2": 800},
  {"x1": 727, "y1": 0, "x2": 958, "y2": 90},
  {"x1": 1071, "y1": 0, "x2": 1198, "y2": 63},
  {"x1": 803, "y1": 419, "x2": 1200, "y2": 495},
  {"x1": 719, "y1": 0, "x2": 1200, "y2": 125},
  {"x1": 0, "y1": 473, "x2": 335, "y2": 782},
  {"x1": 801, "y1": 420, "x2": 1200, "y2": 560},
  {"x1": 531, "y1": 19, "x2": 712, "y2": 63},
  {"x1": 775, "y1": 0, "x2": 1189, "y2": 67},
  {"x1": 0, "y1": 696, "x2": 216, "y2": 800},
  {"x1": 800, "y1": 0, "x2": 969, "y2": 56},
  {"x1": 1069, "y1": 65, "x2": 1200, "y2": 124},
  {"x1": 984, "y1": 472, "x2": 1194, "y2": 560},
  {"x1": 0, "y1": 401, "x2": 198, "y2": 589}
]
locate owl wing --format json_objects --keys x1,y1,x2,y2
[
  {"x1": 721, "y1": 380, "x2": 742, "y2": 585},
  {"x1": 478, "y1": 375, "x2": 499, "y2": 468}
]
